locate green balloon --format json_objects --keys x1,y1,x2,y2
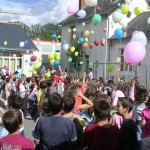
[
  {"x1": 68, "y1": 57, "x2": 72, "y2": 62},
  {"x1": 107, "y1": 64, "x2": 114, "y2": 72},
  {"x1": 92, "y1": 14, "x2": 102, "y2": 25},
  {"x1": 84, "y1": 38, "x2": 88, "y2": 42},
  {"x1": 80, "y1": 61, "x2": 83, "y2": 65},
  {"x1": 54, "y1": 52, "x2": 59, "y2": 58}
]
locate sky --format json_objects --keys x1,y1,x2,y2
[{"x1": 0, "y1": 0, "x2": 79, "y2": 26}]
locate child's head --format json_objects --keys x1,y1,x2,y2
[
  {"x1": 39, "y1": 81, "x2": 47, "y2": 89},
  {"x1": 146, "y1": 97, "x2": 150, "y2": 107},
  {"x1": 41, "y1": 100, "x2": 51, "y2": 115},
  {"x1": 8, "y1": 95, "x2": 22, "y2": 109},
  {"x1": 48, "y1": 92, "x2": 63, "y2": 115},
  {"x1": 63, "y1": 95, "x2": 75, "y2": 113},
  {"x1": 2, "y1": 109, "x2": 23, "y2": 134},
  {"x1": 117, "y1": 97, "x2": 133, "y2": 116},
  {"x1": 93, "y1": 99, "x2": 111, "y2": 122}
]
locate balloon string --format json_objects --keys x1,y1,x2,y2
[{"x1": 125, "y1": 64, "x2": 129, "y2": 81}]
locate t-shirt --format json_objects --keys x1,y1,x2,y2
[
  {"x1": 19, "y1": 84, "x2": 26, "y2": 98},
  {"x1": 32, "y1": 115, "x2": 77, "y2": 150},
  {"x1": 28, "y1": 88, "x2": 37, "y2": 101},
  {"x1": 82, "y1": 124, "x2": 120, "y2": 150},
  {"x1": 120, "y1": 118, "x2": 138, "y2": 150},
  {"x1": 0, "y1": 134, "x2": 34, "y2": 150},
  {"x1": 141, "y1": 107, "x2": 150, "y2": 138}
]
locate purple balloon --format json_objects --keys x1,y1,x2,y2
[
  {"x1": 123, "y1": 41, "x2": 146, "y2": 65},
  {"x1": 77, "y1": 10, "x2": 86, "y2": 19}
]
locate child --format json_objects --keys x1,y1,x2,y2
[
  {"x1": 82, "y1": 99, "x2": 120, "y2": 150},
  {"x1": 141, "y1": 97, "x2": 150, "y2": 150},
  {"x1": 0, "y1": 109, "x2": 34, "y2": 149},
  {"x1": 117, "y1": 97, "x2": 138, "y2": 150}
]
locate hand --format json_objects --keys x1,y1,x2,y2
[
  {"x1": 131, "y1": 76, "x2": 139, "y2": 85},
  {"x1": 75, "y1": 88, "x2": 83, "y2": 97},
  {"x1": 82, "y1": 72, "x2": 86, "y2": 79}
]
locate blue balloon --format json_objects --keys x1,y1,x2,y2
[
  {"x1": 78, "y1": 37, "x2": 84, "y2": 44},
  {"x1": 25, "y1": 60, "x2": 28, "y2": 63},
  {"x1": 114, "y1": 29, "x2": 123, "y2": 40},
  {"x1": 51, "y1": 33, "x2": 57, "y2": 39},
  {"x1": 54, "y1": 60, "x2": 60, "y2": 67},
  {"x1": 24, "y1": 40, "x2": 28, "y2": 45},
  {"x1": 62, "y1": 40, "x2": 67, "y2": 45},
  {"x1": 2, "y1": 48, "x2": 6, "y2": 51},
  {"x1": 29, "y1": 62, "x2": 33, "y2": 66}
]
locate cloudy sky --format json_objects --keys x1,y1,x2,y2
[{"x1": 0, "y1": 0, "x2": 79, "y2": 26}]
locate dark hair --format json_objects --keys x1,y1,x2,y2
[
  {"x1": 146, "y1": 97, "x2": 150, "y2": 107},
  {"x1": 93, "y1": 99, "x2": 111, "y2": 121},
  {"x1": 30, "y1": 84, "x2": 35, "y2": 93},
  {"x1": 6, "y1": 78, "x2": 10, "y2": 83},
  {"x1": 63, "y1": 95, "x2": 75, "y2": 113},
  {"x1": 118, "y1": 97, "x2": 133, "y2": 113},
  {"x1": 2, "y1": 109, "x2": 22, "y2": 133},
  {"x1": 47, "y1": 80, "x2": 53, "y2": 87},
  {"x1": 39, "y1": 81, "x2": 47, "y2": 89},
  {"x1": 41, "y1": 100, "x2": 51, "y2": 115},
  {"x1": 26, "y1": 77, "x2": 31, "y2": 83},
  {"x1": 13, "y1": 77, "x2": 16, "y2": 82},
  {"x1": 1, "y1": 75, "x2": 6, "y2": 80},
  {"x1": 48, "y1": 92, "x2": 63, "y2": 115},
  {"x1": 8, "y1": 95, "x2": 22, "y2": 109},
  {"x1": 135, "y1": 85, "x2": 148, "y2": 103}
]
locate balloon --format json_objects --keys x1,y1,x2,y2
[
  {"x1": 134, "y1": 7, "x2": 142, "y2": 16},
  {"x1": 33, "y1": 71, "x2": 37, "y2": 75},
  {"x1": 123, "y1": 41, "x2": 146, "y2": 65},
  {"x1": 24, "y1": 40, "x2": 28, "y2": 45},
  {"x1": 36, "y1": 38, "x2": 40, "y2": 42},
  {"x1": 30, "y1": 55, "x2": 37, "y2": 62},
  {"x1": 112, "y1": 11, "x2": 123, "y2": 23},
  {"x1": 54, "y1": 52, "x2": 59, "y2": 58},
  {"x1": 55, "y1": 55, "x2": 61, "y2": 60},
  {"x1": 96, "y1": 7, "x2": 101, "y2": 11},
  {"x1": 45, "y1": 73, "x2": 51, "y2": 78},
  {"x1": 70, "y1": 47, "x2": 75, "y2": 52},
  {"x1": 82, "y1": 42, "x2": 88, "y2": 48},
  {"x1": 80, "y1": 61, "x2": 83, "y2": 64},
  {"x1": 92, "y1": 14, "x2": 102, "y2": 25},
  {"x1": 147, "y1": 17, "x2": 150, "y2": 24},
  {"x1": 77, "y1": 10, "x2": 86, "y2": 19},
  {"x1": 29, "y1": 62, "x2": 33, "y2": 66},
  {"x1": 121, "y1": 4, "x2": 129, "y2": 14},
  {"x1": 50, "y1": 60, "x2": 55, "y2": 65},
  {"x1": 4, "y1": 41, "x2": 8, "y2": 46},
  {"x1": 67, "y1": 6, "x2": 76, "y2": 14},
  {"x1": 84, "y1": 38, "x2": 88, "y2": 42},
  {"x1": 79, "y1": 37, "x2": 84, "y2": 44},
  {"x1": 114, "y1": 28, "x2": 124, "y2": 40},
  {"x1": 2, "y1": 48, "x2": 6, "y2": 51},
  {"x1": 51, "y1": 33, "x2": 57, "y2": 39},
  {"x1": 48, "y1": 53, "x2": 54, "y2": 60},
  {"x1": 132, "y1": 31, "x2": 138, "y2": 37},
  {"x1": 101, "y1": 38, "x2": 106, "y2": 46},
  {"x1": 125, "y1": 0, "x2": 132, "y2": 5},
  {"x1": 74, "y1": 51, "x2": 79, "y2": 56},
  {"x1": 29, "y1": 68, "x2": 33, "y2": 73},
  {"x1": 84, "y1": 30, "x2": 90, "y2": 36},
  {"x1": 103, "y1": 28, "x2": 107, "y2": 32},
  {"x1": 94, "y1": 40, "x2": 99, "y2": 46},
  {"x1": 68, "y1": 57, "x2": 72, "y2": 62},
  {"x1": 68, "y1": 29, "x2": 71, "y2": 33},
  {"x1": 54, "y1": 60, "x2": 60, "y2": 67},
  {"x1": 90, "y1": 30, "x2": 95, "y2": 34},
  {"x1": 62, "y1": 40, "x2": 67, "y2": 45},
  {"x1": 82, "y1": 22, "x2": 85, "y2": 26},
  {"x1": 63, "y1": 44, "x2": 69, "y2": 50},
  {"x1": 33, "y1": 63, "x2": 40, "y2": 70},
  {"x1": 85, "y1": 0, "x2": 97, "y2": 6},
  {"x1": 107, "y1": 64, "x2": 114, "y2": 72},
  {"x1": 57, "y1": 35, "x2": 61, "y2": 39},
  {"x1": 120, "y1": 19, "x2": 128, "y2": 28},
  {"x1": 19, "y1": 42, "x2": 24, "y2": 47},
  {"x1": 13, "y1": 54, "x2": 16, "y2": 58},
  {"x1": 131, "y1": 31, "x2": 147, "y2": 46},
  {"x1": 73, "y1": 28, "x2": 77, "y2": 32},
  {"x1": 26, "y1": 50, "x2": 29, "y2": 54},
  {"x1": 38, "y1": 57, "x2": 42, "y2": 62}
]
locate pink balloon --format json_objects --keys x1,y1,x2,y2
[
  {"x1": 67, "y1": 6, "x2": 76, "y2": 14},
  {"x1": 123, "y1": 41, "x2": 146, "y2": 65}
]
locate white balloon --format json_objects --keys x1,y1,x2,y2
[
  {"x1": 131, "y1": 31, "x2": 147, "y2": 46},
  {"x1": 63, "y1": 44, "x2": 69, "y2": 51},
  {"x1": 147, "y1": 17, "x2": 150, "y2": 24},
  {"x1": 120, "y1": 19, "x2": 128, "y2": 28},
  {"x1": 85, "y1": 0, "x2": 97, "y2": 6},
  {"x1": 73, "y1": 28, "x2": 77, "y2": 32},
  {"x1": 19, "y1": 42, "x2": 25, "y2": 47},
  {"x1": 112, "y1": 11, "x2": 123, "y2": 23},
  {"x1": 77, "y1": 10, "x2": 86, "y2": 19},
  {"x1": 125, "y1": 0, "x2": 132, "y2": 5}
]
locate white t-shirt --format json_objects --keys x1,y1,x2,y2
[
  {"x1": 19, "y1": 84, "x2": 26, "y2": 98},
  {"x1": 88, "y1": 72, "x2": 93, "y2": 80},
  {"x1": 28, "y1": 88, "x2": 37, "y2": 101}
]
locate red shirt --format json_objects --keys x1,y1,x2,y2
[
  {"x1": 0, "y1": 134, "x2": 34, "y2": 150},
  {"x1": 82, "y1": 124, "x2": 120, "y2": 150}
]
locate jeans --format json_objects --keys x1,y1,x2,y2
[{"x1": 28, "y1": 99, "x2": 36, "y2": 116}]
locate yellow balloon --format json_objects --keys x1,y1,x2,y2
[
  {"x1": 45, "y1": 73, "x2": 51, "y2": 78},
  {"x1": 50, "y1": 59, "x2": 55, "y2": 65},
  {"x1": 33, "y1": 63, "x2": 40, "y2": 70},
  {"x1": 70, "y1": 47, "x2": 75, "y2": 53},
  {"x1": 38, "y1": 57, "x2": 42, "y2": 62},
  {"x1": 68, "y1": 29, "x2": 71, "y2": 33},
  {"x1": 48, "y1": 53, "x2": 54, "y2": 60},
  {"x1": 134, "y1": 7, "x2": 142, "y2": 16},
  {"x1": 33, "y1": 71, "x2": 37, "y2": 74},
  {"x1": 29, "y1": 68, "x2": 33, "y2": 72},
  {"x1": 4, "y1": 41, "x2": 8, "y2": 46},
  {"x1": 55, "y1": 55, "x2": 61, "y2": 60},
  {"x1": 121, "y1": 4, "x2": 129, "y2": 14}
]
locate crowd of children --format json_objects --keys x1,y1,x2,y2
[{"x1": 0, "y1": 66, "x2": 150, "y2": 150}]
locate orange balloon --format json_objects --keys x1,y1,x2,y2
[
  {"x1": 101, "y1": 38, "x2": 106, "y2": 46},
  {"x1": 84, "y1": 30, "x2": 90, "y2": 36},
  {"x1": 123, "y1": 63, "x2": 127, "y2": 69},
  {"x1": 103, "y1": 28, "x2": 107, "y2": 32},
  {"x1": 82, "y1": 42, "x2": 88, "y2": 48}
]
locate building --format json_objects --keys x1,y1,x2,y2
[{"x1": 0, "y1": 22, "x2": 38, "y2": 75}]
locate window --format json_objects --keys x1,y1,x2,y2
[{"x1": 120, "y1": 49, "x2": 134, "y2": 72}]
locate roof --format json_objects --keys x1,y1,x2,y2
[
  {"x1": 0, "y1": 23, "x2": 38, "y2": 51},
  {"x1": 59, "y1": 0, "x2": 121, "y2": 25},
  {"x1": 109, "y1": 11, "x2": 150, "y2": 40},
  {"x1": 32, "y1": 40, "x2": 61, "y2": 44}
]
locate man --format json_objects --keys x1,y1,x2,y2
[{"x1": 87, "y1": 68, "x2": 93, "y2": 81}]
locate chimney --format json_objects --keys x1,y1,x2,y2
[{"x1": 79, "y1": 0, "x2": 86, "y2": 9}]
